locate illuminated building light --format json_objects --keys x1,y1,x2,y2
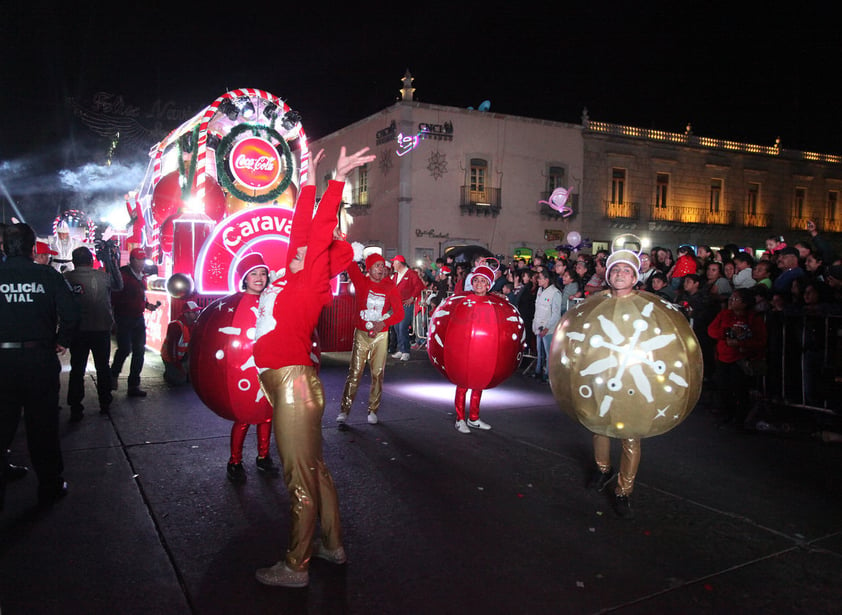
[{"x1": 396, "y1": 132, "x2": 420, "y2": 157}]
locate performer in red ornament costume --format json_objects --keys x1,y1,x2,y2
[
  {"x1": 337, "y1": 252, "x2": 403, "y2": 426},
  {"x1": 224, "y1": 253, "x2": 281, "y2": 483},
  {"x1": 427, "y1": 261, "x2": 524, "y2": 434},
  {"x1": 253, "y1": 146, "x2": 376, "y2": 588},
  {"x1": 452, "y1": 265, "x2": 496, "y2": 434}
]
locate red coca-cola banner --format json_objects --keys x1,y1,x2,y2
[{"x1": 228, "y1": 136, "x2": 282, "y2": 189}]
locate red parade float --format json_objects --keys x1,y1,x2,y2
[{"x1": 126, "y1": 88, "x2": 354, "y2": 419}]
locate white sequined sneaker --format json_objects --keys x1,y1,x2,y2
[
  {"x1": 455, "y1": 420, "x2": 471, "y2": 434},
  {"x1": 467, "y1": 418, "x2": 491, "y2": 430},
  {"x1": 390, "y1": 351, "x2": 403, "y2": 359},
  {"x1": 400, "y1": 353, "x2": 410, "y2": 362},
  {"x1": 367, "y1": 412, "x2": 379, "y2": 424},
  {"x1": 313, "y1": 540, "x2": 347, "y2": 565},
  {"x1": 255, "y1": 561, "x2": 309, "y2": 588},
  {"x1": 336, "y1": 412, "x2": 348, "y2": 424}
]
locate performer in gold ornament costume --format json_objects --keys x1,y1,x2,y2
[
  {"x1": 251, "y1": 146, "x2": 376, "y2": 588},
  {"x1": 549, "y1": 247, "x2": 702, "y2": 520},
  {"x1": 589, "y1": 252, "x2": 642, "y2": 518}
]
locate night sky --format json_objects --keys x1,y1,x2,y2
[{"x1": 1, "y1": 1, "x2": 839, "y2": 230}]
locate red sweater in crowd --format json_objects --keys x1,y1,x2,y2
[
  {"x1": 253, "y1": 181, "x2": 353, "y2": 369},
  {"x1": 707, "y1": 308, "x2": 767, "y2": 364}
]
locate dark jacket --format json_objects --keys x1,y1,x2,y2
[
  {"x1": 64, "y1": 262, "x2": 124, "y2": 331},
  {"x1": 0, "y1": 256, "x2": 79, "y2": 347},
  {"x1": 111, "y1": 266, "x2": 147, "y2": 319}
]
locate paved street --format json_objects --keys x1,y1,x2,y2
[{"x1": 2, "y1": 349, "x2": 842, "y2": 614}]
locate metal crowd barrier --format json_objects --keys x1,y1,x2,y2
[
  {"x1": 761, "y1": 313, "x2": 842, "y2": 414},
  {"x1": 412, "y1": 289, "x2": 440, "y2": 348}
]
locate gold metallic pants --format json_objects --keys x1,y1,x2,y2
[
  {"x1": 259, "y1": 365, "x2": 342, "y2": 571},
  {"x1": 340, "y1": 328, "x2": 389, "y2": 415},
  {"x1": 593, "y1": 434, "x2": 641, "y2": 496}
]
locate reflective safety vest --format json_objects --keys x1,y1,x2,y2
[{"x1": 161, "y1": 320, "x2": 191, "y2": 364}]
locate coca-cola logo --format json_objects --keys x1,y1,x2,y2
[{"x1": 228, "y1": 137, "x2": 282, "y2": 189}]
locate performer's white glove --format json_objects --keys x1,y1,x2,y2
[
  {"x1": 352, "y1": 241, "x2": 365, "y2": 262},
  {"x1": 269, "y1": 268, "x2": 286, "y2": 283}
]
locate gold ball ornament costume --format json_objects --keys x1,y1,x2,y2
[{"x1": 549, "y1": 290, "x2": 702, "y2": 439}]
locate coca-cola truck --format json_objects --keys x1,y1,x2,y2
[{"x1": 130, "y1": 88, "x2": 354, "y2": 352}]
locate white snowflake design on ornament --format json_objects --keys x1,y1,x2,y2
[{"x1": 562, "y1": 300, "x2": 689, "y2": 421}]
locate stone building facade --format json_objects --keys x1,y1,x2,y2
[
  {"x1": 310, "y1": 78, "x2": 841, "y2": 262},
  {"x1": 310, "y1": 100, "x2": 583, "y2": 264},
  {"x1": 582, "y1": 119, "x2": 842, "y2": 256}
]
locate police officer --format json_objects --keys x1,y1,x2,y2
[{"x1": 0, "y1": 223, "x2": 79, "y2": 509}]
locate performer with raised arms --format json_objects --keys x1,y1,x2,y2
[{"x1": 252, "y1": 146, "x2": 375, "y2": 588}]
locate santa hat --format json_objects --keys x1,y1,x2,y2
[
  {"x1": 439, "y1": 265, "x2": 452, "y2": 275},
  {"x1": 392, "y1": 254, "x2": 406, "y2": 264},
  {"x1": 130, "y1": 248, "x2": 147, "y2": 261},
  {"x1": 365, "y1": 253, "x2": 385, "y2": 270},
  {"x1": 465, "y1": 265, "x2": 494, "y2": 291},
  {"x1": 35, "y1": 241, "x2": 58, "y2": 256},
  {"x1": 185, "y1": 300, "x2": 201, "y2": 312},
  {"x1": 605, "y1": 249, "x2": 641, "y2": 282},
  {"x1": 235, "y1": 252, "x2": 268, "y2": 285}
]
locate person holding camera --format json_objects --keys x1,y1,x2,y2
[
  {"x1": 110, "y1": 248, "x2": 159, "y2": 397},
  {"x1": 64, "y1": 246, "x2": 123, "y2": 420},
  {"x1": 707, "y1": 288, "x2": 766, "y2": 429}
]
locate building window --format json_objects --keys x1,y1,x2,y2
[
  {"x1": 611, "y1": 168, "x2": 626, "y2": 204},
  {"x1": 709, "y1": 179, "x2": 723, "y2": 213},
  {"x1": 793, "y1": 187, "x2": 806, "y2": 219},
  {"x1": 547, "y1": 165, "x2": 565, "y2": 192},
  {"x1": 357, "y1": 164, "x2": 369, "y2": 205},
  {"x1": 655, "y1": 173, "x2": 669, "y2": 209},
  {"x1": 470, "y1": 158, "x2": 487, "y2": 192},
  {"x1": 746, "y1": 183, "x2": 759, "y2": 216},
  {"x1": 828, "y1": 191, "x2": 839, "y2": 222}
]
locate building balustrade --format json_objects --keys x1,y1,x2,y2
[{"x1": 460, "y1": 186, "x2": 501, "y2": 217}]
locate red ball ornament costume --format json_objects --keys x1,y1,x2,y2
[
  {"x1": 427, "y1": 265, "x2": 524, "y2": 432},
  {"x1": 189, "y1": 252, "x2": 280, "y2": 479}
]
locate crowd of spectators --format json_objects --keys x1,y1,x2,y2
[{"x1": 407, "y1": 222, "x2": 842, "y2": 426}]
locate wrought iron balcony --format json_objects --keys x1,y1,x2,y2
[
  {"x1": 460, "y1": 186, "x2": 501, "y2": 217},
  {"x1": 788, "y1": 215, "x2": 809, "y2": 230},
  {"x1": 822, "y1": 218, "x2": 842, "y2": 233},
  {"x1": 650, "y1": 204, "x2": 735, "y2": 226},
  {"x1": 603, "y1": 200, "x2": 640, "y2": 220},
  {"x1": 741, "y1": 212, "x2": 774, "y2": 228},
  {"x1": 343, "y1": 190, "x2": 370, "y2": 215}
]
